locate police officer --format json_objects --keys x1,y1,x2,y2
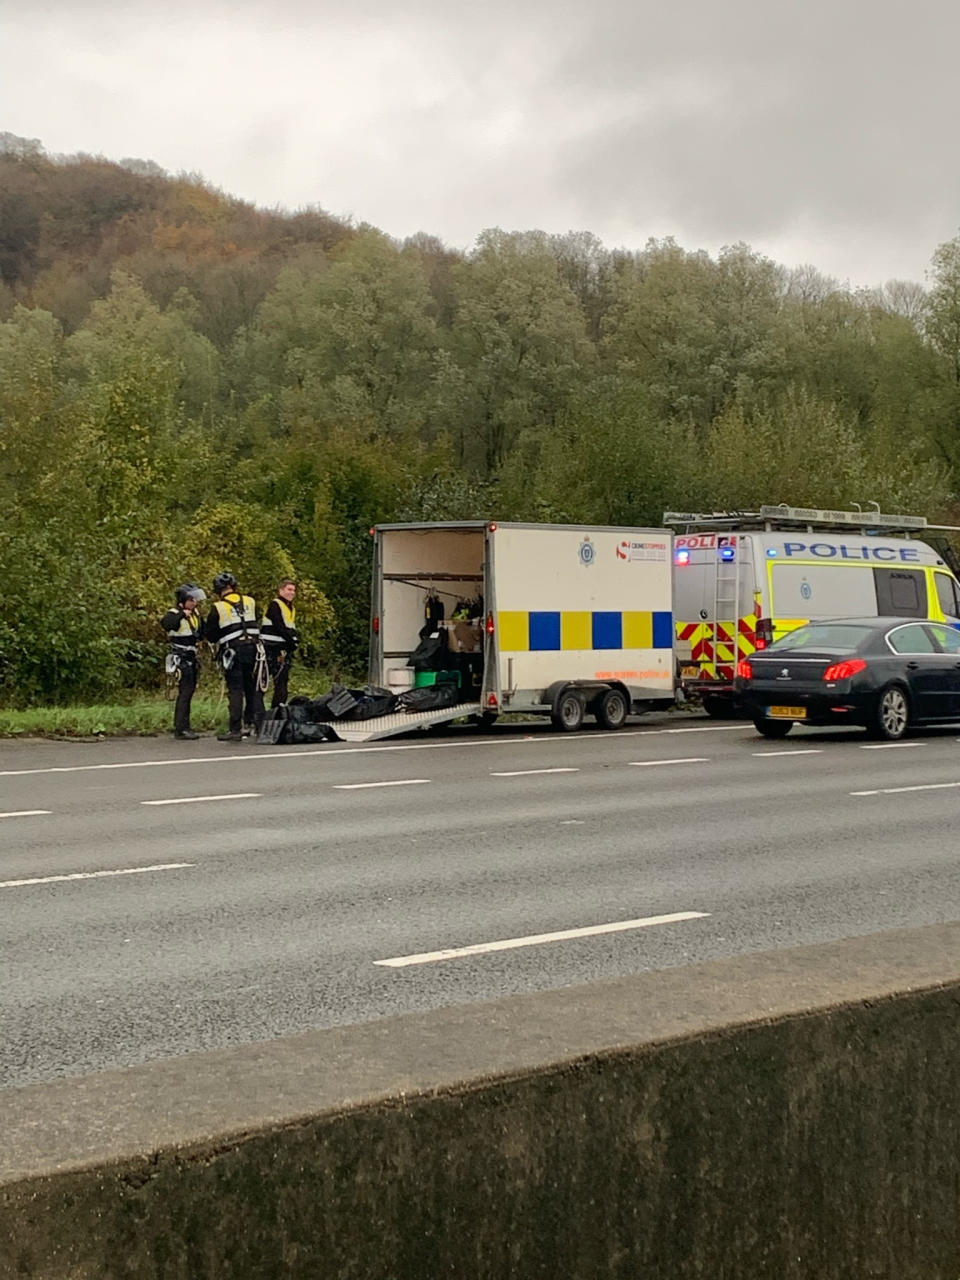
[
  {"x1": 204, "y1": 572, "x2": 266, "y2": 742},
  {"x1": 160, "y1": 584, "x2": 206, "y2": 740},
  {"x1": 261, "y1": 579, "x2": 298, "y2": 708}
]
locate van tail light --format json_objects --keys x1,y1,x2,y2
[
  {"x1": 485, "y1": 612, "x2": 495, "y2": 635},
  {"x1": 755, "y1": 617, "x2": 773, "y2": 650},
  {"x1": 736, "y1": 659, "x2": 752, "y2": 680},
  {"x1": 372, "y1": 616, "x2": 380, "y2": 635},
  {"x1": 823, "y1": 658, "x2": 867, "y2": 681}
]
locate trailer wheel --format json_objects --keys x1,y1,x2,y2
[
  {"x1": 596, "y1": 687, "x2": 629, "y2": 730},
  {"x1": 702, "y1": 695, "x2": 730, "y2": 719},
  {"x1": 470, "y1": 711, "x2": 498, "y2": 731},
  {"x1": 551, "y1": 690, "x2": 584, "y2": 732}
]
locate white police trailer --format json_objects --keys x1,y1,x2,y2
[
  {"x1": 331, "y1": 521, "x2": 676, "y2": 742},
  {"x1": 665, "y1": 503, "x2": 960, "y2": 714}
]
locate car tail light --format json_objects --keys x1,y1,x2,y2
[
  {"x1": 823, "y1": 658, "x2": 867, "y2": 681},
  {"x1": 736, "y1": 659, "x2": 752, "y2": 679},
  {"x1": 485, "y1": 612, "x2": 495, "y2": 635},
  {"x1": 755, "y1": 617, "x2": 773, "y2": 650},
  {"x1": 372, "y1": 616, "x2": 380, "y2": 635}
]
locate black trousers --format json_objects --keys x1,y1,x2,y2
[
  {"x1": 267, "y1": 649, "x2": 293, "y2": 708},
  {"x1": 173, "y1": 656, "x2": 197, "y2": 734},
  {"x1": 225, "y1": 652, "x2": 264, "y2": 733}
]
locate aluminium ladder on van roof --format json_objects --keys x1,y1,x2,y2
[{"x1": 663, "y1": 504, "x2": 938, "y2": 536}]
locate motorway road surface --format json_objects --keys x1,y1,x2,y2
[{"x1": 2, "y1": 712, "x2": 960, "y2": 1089}]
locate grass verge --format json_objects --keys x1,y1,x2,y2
[{"x1": 0, "y1": 671, "x2": 349, "y2": 739}]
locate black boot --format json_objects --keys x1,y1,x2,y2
[{"x1": 175, "y1": 730, "x2": 200, "y2": 740}]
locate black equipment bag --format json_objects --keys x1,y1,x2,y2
[
  {"x1": 399, "y1": 683, "x2": 460, "y2": 713},
  {"x1": 410, "y1": 626, "x2": 448, "y2": 672},
  {"x1": 347, "y1": 689, "x2": 399, "y2": 720}
]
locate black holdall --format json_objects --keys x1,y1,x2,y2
[{"x1": 399, "y1": 683, "x2": 460, "y2": 712}]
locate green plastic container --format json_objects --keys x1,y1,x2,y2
[{"x1": 413, "y1": 669, "x2": 461, "y2": 689}]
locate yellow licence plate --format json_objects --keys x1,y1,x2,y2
[
  {"x1": 681, "y1": 665, "x2": 700, "y2": 678},
  {"x1": 769, "y1": 706, "x2": 807, "y2": 719}
]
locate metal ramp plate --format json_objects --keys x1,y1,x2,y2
[{"x1": 330, "y1": 702, "x2": 483, "y2": 743}]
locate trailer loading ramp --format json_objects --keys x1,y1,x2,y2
[{"x1": 329, "y1": 702, "x2": 483, "y2": 743}]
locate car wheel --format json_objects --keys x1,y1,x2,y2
[
  {"x1": 551, "y1": 690, "x2": 584, "y2": 732},
  {"x1": 753, "y1": 716, "x2": 792, "y2": 739},
  {"x1": 869, "y1": 684, "x2": 910, "y2": 740},
  {"x1": 596, "y1": 687, "x2": 629, "y2": 730}
]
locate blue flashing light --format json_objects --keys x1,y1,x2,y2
[
  {"x1": 766, "y1": 548, "x2": 778, "y2": 558},
  {"x1": 675, "y1": 548, "x2": 691, "y2": 566},
  {"x1": 719, "y1": 545, "x2": 736, "y2": 562}
]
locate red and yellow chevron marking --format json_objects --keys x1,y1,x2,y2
[{"x1": 676, "y1": 607, "x2": 760, "y2": 681}]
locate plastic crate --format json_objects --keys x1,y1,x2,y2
[{"x1": 413, "y1": 669, "x2": 461, "y2": 689}]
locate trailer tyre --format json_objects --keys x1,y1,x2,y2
[
  {"x1": 702, "y1": 695, "x2": 730, "y2": 719},
  {"x1": 551, "y1": 690, "x2": 584, "y2": 732},
  {"x1": 596, "y1": 687, "x2": 629, "y2": 730}
]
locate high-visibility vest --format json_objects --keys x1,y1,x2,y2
[
  {"x1": 168, "y1": 611, "x2": 200, "y2": 651},
  {"x1": 215, "y1": 594, "x2": 259, "y2": 645},
  {"x1": 261, "y1": 598, "x2": 297, "y2": 646}
]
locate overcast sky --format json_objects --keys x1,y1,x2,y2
[{"x1": 2, "y1": 0, "x2": 958, "y2": 286}]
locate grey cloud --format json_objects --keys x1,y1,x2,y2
[{"x1": 1, "y1": 0, "x2": 958, "y2": 284}]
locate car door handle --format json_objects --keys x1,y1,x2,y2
[{"x1": 906, "y1": 661, "x2": 920, "y2": 669}]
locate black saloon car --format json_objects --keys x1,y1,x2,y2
[{"x1": 735, "y1": 617, "x2": 960, "y2": 740}]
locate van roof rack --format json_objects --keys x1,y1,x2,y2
[{"x1": 663, "y1": 504, "x2": 934, "y2": 535}]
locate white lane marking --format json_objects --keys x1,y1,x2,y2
[
  {"x1": 491, "y1": 767, "x2": 579, "y2": 777},
  {"x1": 0, "y1": 809, "x2": 52, "y2": 819},
  {"x1": 859, "y1": 742, "x2": 923, "y2": 750},
  {"x1": 0, "y1": 862, "x2": 194, "y2": 889},
  {"x1": 660, "y1": 726, "x2": 742, "y2": 734},
  {"x1": 375, "y1": 911, "x2": 710, "y2": 967},
  {"x1": 629, "y1": 757, "x2": 709, "y2": 767},
  {"x1": 333, "y1": 779, "x2": 430, "y2": 790},
  {"x1": 752, "y1": 749, "x2": 822, "y2": 758},
  {"x1": 560, "y1": 819, "x2": 585, "y2": 825},
  {"x1": 852, "y1": 781, "x2": 960, "y2": 797},
  {"x1": 0, "y1": 723, "x2": 744, "y2": 778},
  {"x1": 141, "y1": 792, "x2": 261, "y2": 806}
]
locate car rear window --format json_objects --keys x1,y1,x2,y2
[{"x1": 766, "y1": 623, "x2": 874, "y2": 655}]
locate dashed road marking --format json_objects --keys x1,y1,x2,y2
[
  {"x1": 333, "y1": 779, "x2": 430, "y2": 790},
  {"x1": 0, "y1": 862, "x2": 194, "y2": 889},
  {"x1": 0, "y1": 810, "x2": 52, "y2": 819},
  {"x1": 859, "y1": 742, "x2": 923, "y2": 750},
  {"x1": 752, "y1": 749, "x2": 822, "y2": 758},
  {"x1": 141, "y1": 793, "x2": 261, "y2": 806},
  {"x1": 852, "y1": 781, "x2": 960, "y2": 797},
  {"x1": 491, "y1": 767, "x2": 580, "y2": 777},
  {"x1": 375, "y1": 910, "x2": 710, "y2": 967},
  {"x1": 629, "y1": 758, "x2": 709, "y2": 767}
]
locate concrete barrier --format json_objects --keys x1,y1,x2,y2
[{"x1": 3, "y1": 922, "x2": 960, "y2": 1279}]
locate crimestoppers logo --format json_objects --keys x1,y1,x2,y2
[
  {"x1": 578, "y1": 538, "x2": 596, "y2": 566},
  {"x1": 617, "y1": 540, "x2": 668, "y2": 563}
]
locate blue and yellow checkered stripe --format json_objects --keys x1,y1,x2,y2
[{"x1": 498, "y1": 610, "x2": 673, "y2": 651}]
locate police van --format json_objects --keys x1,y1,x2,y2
[{"x1": 665, "y1": 505, "x2": 960, "y2": 714}]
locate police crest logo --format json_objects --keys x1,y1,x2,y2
[{"x1": 578, "y1": 538, "x2": 596, "y2": 567}]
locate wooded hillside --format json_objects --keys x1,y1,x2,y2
[{"x1": 2, "y1": 134, "x2": 959, "y2": 703}]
